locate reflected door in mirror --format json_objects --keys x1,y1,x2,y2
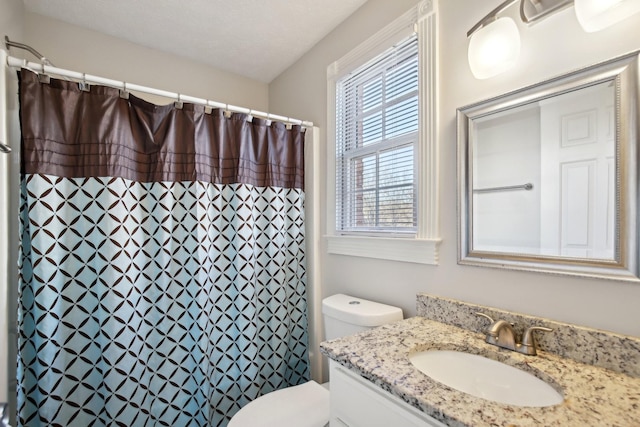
[{"x1": 539, "y1": 82, "x2": 615, "y2": 260}]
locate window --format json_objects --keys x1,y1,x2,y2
[
  {"x1": 336, "y1": 35, "x2": 419, "y2": 235},
  {"x1": 327, "y1": 1, "x2": 440, "y2": 264}
]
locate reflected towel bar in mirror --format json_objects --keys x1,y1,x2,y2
[{"x1": 474, "y1": 183, "x2": 533, "y2": 193}]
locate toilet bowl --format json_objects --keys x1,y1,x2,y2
[
  {"x1": 227, "y1": 294, "x2": 403, "y2": 427},
  {"x1": 227, "y1": 381, "x2": 330, "y2": 427}
]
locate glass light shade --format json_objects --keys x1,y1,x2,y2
[
  {"x1": 575, "y1": 0, "x2": 640, "y2": 32},
  {"x1": 468, "y1": 17, "x2": 521, "y2": 80}
]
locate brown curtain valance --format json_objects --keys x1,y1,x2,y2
[{"x1": 19, "y1": 69, "x2": 305, "y2": 189}]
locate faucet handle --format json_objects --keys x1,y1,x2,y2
[
  {"x1": 520, "y1": 326, "x2": 553, "y2": 355},
  {"x1": 475, "y1": 312, "x2": 497, "y2": 336},
  {"x1": 475, "y1": 312, "x2": 495, "y2": 324}
]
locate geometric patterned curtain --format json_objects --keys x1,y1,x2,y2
[{"x1": 17, "y1": 70, "x2": 310, "y2": 427}]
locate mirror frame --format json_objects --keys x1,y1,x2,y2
[{"x1": 457, "y1": 52, "x2": 640, "y2": 282}]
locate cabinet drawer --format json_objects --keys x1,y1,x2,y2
[{"x1": 330, "y1": 361, "x2": 446, "y2": 427}]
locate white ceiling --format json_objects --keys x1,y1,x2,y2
[{"x1": 22, "y1": 0, "x2": 369, "y2": 83}]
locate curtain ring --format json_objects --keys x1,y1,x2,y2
[
  {"x1": 38, "y1": 73, "x2": 50, "y2": 84},
  {"x1": 79, "y1": 73, "x2": 90, "y2": 92},
  {"x1": 119, "y1": 82, "x2": 129, "y2": 99},
  {"x1": 175, "y1": 93, "x2": 184, "y2": 109}
]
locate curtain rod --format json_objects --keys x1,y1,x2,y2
[
  {"x1": 5, "y1": 54, "x2": 314, "y2": 128},
  {"x1": 5, "y1": 36, "x2": 54, "y2": 66}
]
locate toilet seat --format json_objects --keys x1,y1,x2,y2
[{"x1": 228, "y1": 380, "x2": 330, "y2": 427}]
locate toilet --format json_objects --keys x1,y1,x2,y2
[{"x1": 228, "y1": 293, "x2": 403, "y2": 427}]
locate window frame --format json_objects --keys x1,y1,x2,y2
[
  {"x1": 336, "y1": 35, "x2": 420, "y2": 234},
  {"x1": 326, "y1": 0, "x2": 441, "y2": 264}
]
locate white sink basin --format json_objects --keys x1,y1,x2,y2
[{"x1": 409, "y1": 350, "x2": 563, "y2": 407}]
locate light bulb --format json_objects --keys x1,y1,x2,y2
[
  {"x1": 468, "y1": 17, "x2": 521, "y2": 79},
  {"x1": 575, "y1": 0, "x2": 640, "y2": 32}
]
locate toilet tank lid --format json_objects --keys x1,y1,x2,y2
[{"x1": 322, "y1": 294, "x2": 403, "y2": 327}]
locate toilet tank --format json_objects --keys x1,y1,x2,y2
[{"x1": 322, "y1": 294, "x2": 403, "y2": 340}]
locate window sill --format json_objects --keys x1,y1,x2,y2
[{"x1": 326, "y1": 235, "x2": 441, "y2": 265}]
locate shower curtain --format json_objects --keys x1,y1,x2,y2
[{"x1": 16, "y1": 69, "x2": 310, "y2": 427}]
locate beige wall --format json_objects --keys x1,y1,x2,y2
[
  {"x1": 23, "y1": 12, "x2": 269, "y2": 110},
  {"x1": 0, "y1": 0, "x2": 23, "y2": 43},
  {"x1": 270, "y1": 0, "x2": 640, "y2": 339}
]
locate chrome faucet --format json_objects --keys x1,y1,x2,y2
[{"x1": 476, "y1": 313, "x2": 552, "y2": 356}]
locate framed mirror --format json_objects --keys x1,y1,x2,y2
[{"x1": 457, "y1": 52, "x2": 640, "y2": 281}]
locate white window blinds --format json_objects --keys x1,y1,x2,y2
[{"x1": 336, "y1": 34, "x2": 419, "y2": 234}]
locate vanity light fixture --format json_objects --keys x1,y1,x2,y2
[
  {"x1": 467, "y1": 0, "x2": 522, "y2": 79},
  {"x1": 575, "y1": 0, "x2": 640, "y2": 32},
  {"x1": 467, "y1": 0, "x2": 573, "y2": 79},
  {"x1": 468, "y1": 12, "x2": 521, "y2": 79}
]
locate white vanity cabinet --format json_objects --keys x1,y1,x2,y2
[{"x1": 329, "y1": 361, "x2": 447, "y2": 427}]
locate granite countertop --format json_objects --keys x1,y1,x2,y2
[{"x1": 320, "y1": 316, "x2": 640, "y2": 427}]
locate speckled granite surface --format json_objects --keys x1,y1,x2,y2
[
  {"x1": 417, "y1": 293, "x2": 640, "y2": 378},
  {"x1": 321, "y1": 306, "x2": 640, "y2": 426}
]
